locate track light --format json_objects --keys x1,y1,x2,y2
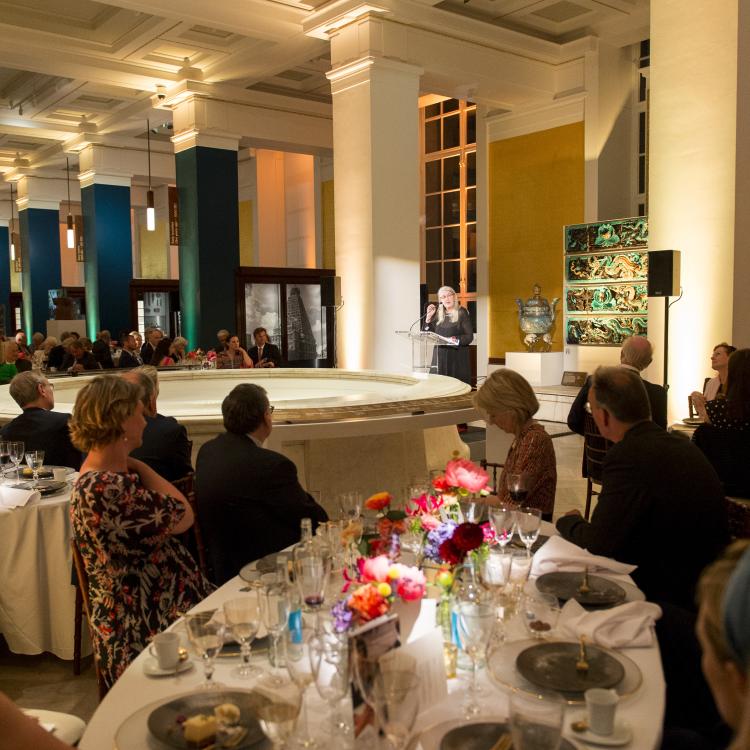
[{"x1": 66, "y1": 158, "x2": 75, "y2": 249}]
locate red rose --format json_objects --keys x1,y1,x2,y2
[
  {"x1": 439, "y1": 538, "x2": 463, "y2": 566},
  {"x1": 432, "y1": 475, "x2": 450, "y2": 492},
  {"x1": 452, "y1": 522, "x2": 484, "y2": 553}
]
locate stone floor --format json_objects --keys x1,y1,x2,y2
[{"x1": 0, "y1": 421, "x2": 589, "y2": 727}]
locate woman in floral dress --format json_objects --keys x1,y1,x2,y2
[{"x1": 69, "y1": 375, "x2": 211, "y2": 689}]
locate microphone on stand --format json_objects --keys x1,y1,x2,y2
[{"x1": 409, "y1": 303, "x2": 435, "y2": 333}]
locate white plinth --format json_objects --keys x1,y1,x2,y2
[
  {"x1": 46, "y1": 319, "x2": 87, "y2": 339},
  {"x1": 504, "y1": 351, "x2": 564, "y2": 387}
]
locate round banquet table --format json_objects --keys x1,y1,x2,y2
[
  {"x1": 79, "y1": 538, "x2": 666, "y2": 749},
  {"x1": 0, "y1": 482, "x2": 90, "y2": 659}
]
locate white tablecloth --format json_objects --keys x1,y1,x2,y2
[
  {"x1": 80, "y1": 561, "x2": 665, "y2": 749},
  {"x1": 0, "y1": 484, "x2": 90, "y2": 659}
]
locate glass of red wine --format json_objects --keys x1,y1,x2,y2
[{"x1": 506, "y1": 473, "x2": 529, "y2": 505}]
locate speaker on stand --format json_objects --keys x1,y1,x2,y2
[
  {"x1": 647, "y1": 250, "x2": 681, "y2": 391},
  {"x1": 321, "y1": 276, "x2": 341, "y2": 368}
]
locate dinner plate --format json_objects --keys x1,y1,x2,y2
[
  {"x1": 536, "y1": 572, "x2": 627, "y2": 607},
  {"x1": 143, "y1": 657, "x2": 194, "y2": 677},
  {"x1": 681, "y1": 417, "x2": 704, "y2": 426},
  {"x1": 146, "y1": 690, "x2": 267, "y2": 749},
  {"x1": 10, "y1": 480, "x2": 69, "y2": 497},
  {"x1": 439, "y1": 721, "x2": 577, "y2": 750},
  {"x1": 516, "y1": 641, "x2": 625, "y2": 694},
  {"x1": 487, "y1": 639, "x2": 642, "y2": 705},
  {"x1": 17, "y1": 466, "x2": 76, "y2": 480}
]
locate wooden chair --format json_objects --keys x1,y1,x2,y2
[
  {"x1": 582, "y1": 412, "x2": 613, "y2": 520},
  {"x1": 173, "y1": 472, "x2": 210, "y2": 580},
  {"x1": 726, "y1": 496, "x2": 750, "y2": 539},
  {"x1": 70, "y1": 539, "x2": 109, "y2": 700},
  {"x1": 480, "y1": 460, "x2": 504, "y2": 492}
]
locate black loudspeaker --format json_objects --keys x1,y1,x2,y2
[
  {"x1": 647, "y1": 250, "x2": 681, "y2": 297},
  {"x1": 419, "y1": 283, "x2": 428, "y2": 314},
  {"x1": 321, "y1": 276, "x2": 341, "y2": 307}
]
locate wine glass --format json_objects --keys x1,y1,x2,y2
[
  {"x1": 257, "y1": 691, "x2": 302, "y2": 749},
  {"x1": 337, "y1": 491, "x2": 362, "y2": 521},
  {"x1": 509, "y1": 691, "x2": 565, "y2": 750},
  {"x1": 294, "y1": 546, "x2": 331, "y2": 622},
  {"x1": 506, "y1": 473, "x2": 529, "y2": 505},
  {"x1": 184, "y1": 612, "x2": 225, "y2": 689},
  {"x1": 371, "y1": 669, "x2": 420, "y2": 750},
  {"x1": 480, "y1": 547, "x2": 512, "y2": 640},
  {"x1": 223, "y1": 597, "x2": 263, "y2": 679},
  {"x1": 309, "y1": 632, "x2": 350, "y2": 738},
  {"x1": 456, "y1": 600, "x2": 496, "y2": 717},
  {"x1": 8, "y1": 441, "x2": 24, "y2": 482},
  {"x1": 0, "y1": 441, "x2": 10, "y2": 477},
  {"x1": 258, "y1": 582, "x2": 291, "y2": 686},
  {"x1": 25, "y1": 449, "x2": 45, "y2": 488},
  {"x1": 488, "y1": 505, "x2": 516, "y2": 550},
  {"x1": 516, "y1": 506, "x2": 542, "y2": 555},
  {"x1": 285, "y1": 624, "x2": 317, "y2": 748}
]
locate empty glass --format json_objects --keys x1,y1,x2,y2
[
  {"x1": 8, "y1": 441, "x2": 24, "y2": 482},
  {"x1": 337, "y1": 491, "x2": 362, "y2": 520},
  {"x1": 456, "y1": 600, "x2": 496, "y2": 717},
  {"x1": 372, "y1": 670, "x2": 420, "y2": 750},
  {"x1": 258, "y1": 573, "x2": 292, "y2": 685},
  {"x1": 489, "y1": 505, "x2": 516, "y2": 549},
  {"x1": 223, "y1": 596, "x2": 262, "y2": 679},
  {"x1": 24, "y1": 449, "x2": 44, "y2": 488},
  {"x1": 517, "y1": 507, "x2": 543, "y2": 555},
  {"x1": 185, "y1": 612, "x2": 225, "y2": 689},
  {"x1": 510, "y1": 691, "x2": 565, "y2": 750},
  {"x1": 285, "y1": 624, "x2": 317, "y2": 748},
  {"x1": 257, "y1": 687, "x2": 302, "y2": 749},
  {"x1": 521, "y1": 592, "x2": 561, "y2": 640},
  {"x1": 309, "y1": 632, "x2": 350, "y2": 738}
]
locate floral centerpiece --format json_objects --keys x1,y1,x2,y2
[
  {"x1": 331, "y1": 555, "x2": 426, "y2": 633},
  {"x1": 361, "y1": 492, "x2": 407, "y2": 556}
]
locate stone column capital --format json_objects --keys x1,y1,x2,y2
[
  {"x1": 327, "y1": 55, "x2": 423, "y2": 94},
  {"x1": 171, "y1": 128, "x2": 241, "y2": 154}
]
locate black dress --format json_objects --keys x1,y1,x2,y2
[{"x1": 424, "y1": 307, "x2": 473, "y2": 384}]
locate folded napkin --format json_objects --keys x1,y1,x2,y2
[
  {"x1": 557, "y1": 599, "x2": 662, "y2": 648},
  {"x1": 0, "y1": 485, "x2": 41, "y2": 509},
  {"x1": 531, "y1": 535, "x2": 637, "y2": 577}
]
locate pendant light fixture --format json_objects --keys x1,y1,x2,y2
[
  {"x1": 66, "y1": 157, "x2": 75, "y2": 249},
  {"x1": 146, "y1": 119, "x2": 155, "y2": 231},
  {"x1": 9, "y1": 182, "x2": 16, "y2": 262}
]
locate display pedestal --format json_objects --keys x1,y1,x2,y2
[
  {"x1": 46, "y1": 320, "x2": 87, "y2": 340},
  {"x1": 504, "y1": 351, "x2": 564, "y2": 387}
]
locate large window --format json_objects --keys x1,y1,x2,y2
[{"x1": 422, "y1": 98, "x2": 477, "y2": 329}]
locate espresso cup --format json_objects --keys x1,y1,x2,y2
[
  {"x1": 53, "y1": 468, "x2": 68, "y2": 482},
  {"x1": 148, "y1": 631, "x2": 180, "y2": 670},
  {"x1": 585, "y1": 688, "x2": 619, "y2": 735}
]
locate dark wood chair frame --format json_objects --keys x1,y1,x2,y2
[{"x1": 583, "y1": 412, "x2": 613, "y2": 520}]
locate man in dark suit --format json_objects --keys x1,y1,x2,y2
[
  {"x1": 118, "y1": 333, "x2": 144, "y2": 369},
  {"x1": 92, "y1": 330, "x2": 114, "y2": 369},
  {"x1": 0, "y1": 371, "x2": 82, "y2": 469},
  {"x1": 249, "y1": 327, "x2": 282, "y2": 368},
  {"x1": 567, "y1": 336, "x2": 667, "y2": 433},
  {"x1": 140, "y1": 327, "x2": 163, "y2": 364},
  {"x1": 195, "y1": 383, "x2": 327, "y2": 584},
  {"x1": 122, "y1": 367, "x2": 192, "y2": 482},
  {"x1": 60, "y1": 340, "x2": 100, "y2": 373},
  {"x1": 557, "y1": 366, "x2": 728, "y2": 610}
]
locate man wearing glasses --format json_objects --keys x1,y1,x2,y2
[{"x1": 0, "y1": 371, "x2": 82, "y2": 469}]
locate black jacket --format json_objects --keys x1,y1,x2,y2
[
  {"x1": 129, "y1": 414, "x2": 192, "y2": 482},
  {"x1": 557, "y1": 421, "x2": 728, "y2": 609},
  {"x1": 0, "y1": 408, "x2": 82, "y2": 469},
  {"x1": 249, "y1": 343, "x2": 282, "y2": 368},
  {"x1": 118, "y1": 349, "x2": 143, "y2": 369},
  {"x1": 61, "y1": 351, "x2": 100, "y2": 372},
  {"x1": 92, "y1": 339, "x2": 114, "y2": 369},
  {"x1": 195, "y1": 432, "x2": 328, "y2": 584}
]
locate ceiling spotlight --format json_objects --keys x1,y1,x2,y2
[{"x1": 18, "y1": 104, "x2": 23, "y2": 116}]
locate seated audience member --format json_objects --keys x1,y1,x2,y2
[
  {"x1": 249, "y1": 327, "x2": 282, "y2": 368},
  {"x1": 557, "y1": 366, "x2": 728, "y2": 609},
  {"x1": 61, "y1": 340, "x2": 100, "y2": 373},
  {"x1": 46, "y1": 334, "x2": 70, "y2": 371},
  {"x1": 149, "y1": 337, "x2": 173, "y2": 366},
  {"x1": 692, "y1": 349, "x2": 750, "y2": 498},
  {"x1": 474, "y1": 368, "x2": 556, "y2": 521},
  {"x1": 140, "y1": 326, "x2": 163, "y2": 363},
  {"x1": 568, "y1": 336, "x2": 668, "y2": 434},
  {"x1": 33, "y1": 336, "x2": 58, "y2": 370},
  {"x1": 216, "y1": 334, "x2": 253, "y2": 369},
  {"x1": 0, "y1": 342, "x2": 20, "y2": 384},
  {"x1": 0, "y1": 691, "x2": 73, "y2": 750},
  {"x1": 122, "y1": 367, "x2": 192, "y2": 481},
  {"x1": 195, "y1": 383, "x2": 328, "y2": 584},
  {"x1": 215, "y1": 329, "x2": 230, "y2": 352},
  {"x1": 30, "y1": 332, "x2": 44, "y2": 353},
  {"x1": 0, "y1": 372, "x2": 82, "y2": 469},
  {"x1": 69, "y1": 375, "x2": 211, "y2": 689},
  {"x1": 92, "y1": 330, "x2": 115, "y2": 369},
  {"x1": 129, "y1": 330, "x2": 143, "y2": 352},
  {"x1": 117, "y1": 333, "x2": 143, "y2": 368},
  {"x1": 161, "y1": 336, "x2": 188, "y2": 365},
  {"x1": 699, "y1": 343, "x2": 737, "y2": 402},
  {"x1": 14, "y1": 330, "x2": 30, "y2": 357}
]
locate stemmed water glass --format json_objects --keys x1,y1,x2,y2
[
  {"x1": 371, "y1": 669, "x2": 420, "y2": 750},
  {"x1": 285, "y1": 624, "x2": 317, "y2": 748},
  {"x1": 256, "y1": 686, "x2": 302, "y2": 749},
  {"x1": 337, "y1": 491, "x2": 362, "y2": 521},
  {"x1": 258, "y1": 579, "x2": 291, "y2": 686},
  {"x1": 516, "y1": 506, "x2": 542, "y2": 556},
  {"x1": 8, "y1": 441, "x2": 24, "y2": 482},
  {"x1": 480, "y1": 548, "x2": 512, "y2": 641},
  {"x1": 184, "y1": 611, "x2": 225, "y2": 689},
  {"x1": 456, "y1": 600, "x2": 496, "y2": 717},
  {"x1": 25, "y1": 449, "x2": 44, "y2": 488},
  {"x1": 309, "y1": 632, "x2": 350, "y2": 739},
  {"x1": 488, "y1": 505, "x2": 517, "y2": 550},
  {"x1": 0, "y1": 441, "x2": 10, "y2": 477},
  {"x1": 223, "y1": 596, "x2": 263, "y2": 679},
  {"x1": 294, "y1": 543, "x2": 331, "y2": 626}
]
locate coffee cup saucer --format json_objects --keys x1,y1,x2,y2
[
  {"x1": 568, "y1": 714, "x2": 632, "y2": 746},
  {"x1": 143, "y1": 657, "x2": 194, "y2": 677}
]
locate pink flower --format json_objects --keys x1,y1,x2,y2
[
  {"x1": 419, "y1": 513, "x2": 441, "y2": 531},
  {"x1": 444, "y1": 458, "x2": 489, "y2": 494},
  {"x1": 482, "y1": 522, "x2": 496, "y2": 544},
  {"x1": 397, "y1": 576, "x2": 426, "y2": 602},
  {"x1": 361, "y1": 555, "x2": 391, "y2": 583}
]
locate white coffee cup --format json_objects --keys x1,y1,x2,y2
[
  {"x1": 148, "y1": 631, "x2": 180, "y2": 670},
  {"x1": 53, "y1": 468, "x2": 68, "y2": 482},
  {"x1": 585, "y1": 688, "x2": 619, "y2": 735}
]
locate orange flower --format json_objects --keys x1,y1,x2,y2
[
  {"x1": 378, "y1": 517, "x2": 406, "y2": 537},
  {"x1": 365, "y1": 492, "x2": 392, "y2": 512},
  {"x1": 348, "y1": 584, "x2": 390, "y2": 622}
]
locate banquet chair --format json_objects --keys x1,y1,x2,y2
[
  {"x1": 480, "y1": 460, "x2": 504, "y2": 492},
  {"x1": 688, "y1": 377, "x2": 712, "y2": 418},
  {"x1": 71, "y1": 539, "x2": 109, "y2": 700},
  {"x1": 172, "y1": 472, "x2": 210, "y2": 580},
  {"x1": 583, "y1": 413, "x2": 612, "y2": 520},
  {"x1": 726, "y1": 496, "x2": 750, "y2": 539}
]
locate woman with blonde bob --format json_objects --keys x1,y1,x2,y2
[
  {"x1": 423, "y1": 286, "x2": 473, "y2": 384},
  {"x1": 474, "y1": 368, "x2": 557, "y2": 520},
  {"x1": 69, "y1": 375, "x2": 210, "y2": 689}
]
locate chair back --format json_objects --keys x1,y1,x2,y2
[
  {"x1": 583, "y1": 412, "x2": 612, "y2": 484},
  {"x1": 726, "y1": 496, "x2": 750, "y2": 539},
  {"x1": 70, "y1": 538, "x2": 108, "y2": 699},
  {"x1": 172, "y1": 472, "x2": 210, "y2": 579},
  {"x1": 480, "y1": 460, "x2": 504, "y2": 492}
]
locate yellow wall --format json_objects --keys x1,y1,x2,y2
[
  {"x1": 139, "y1": 221, "x2": 168, "y2": 278},
  {"x1": 321, "y1": 179, "x2": 335, "y2": 270},
  {"x1": 488, "y1": 122, "x2": 584, "y2": 358},
  {"x1": 239, "y1": 199, "x2": 254, "y2": 266}
]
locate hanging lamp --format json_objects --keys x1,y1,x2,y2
[
  {"x1": 66, "y1": 157, "x2": 75, "y2": 249},
  {"x1": 146, "y1": 119, "x2": 155, "y2": 231},
  {"x1": 9, "y1": 182, "x2": 16, "y2": 262}
]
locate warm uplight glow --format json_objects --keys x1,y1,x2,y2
[
  {"x1": 146, "y1": 190, "x2": 155, "y2": 231},
  {"x1": 66, "y1": 214, "x2": 75, "y2": 249},
  {"x1": 10, "y1": 241, "x2": 15, "y2": 262}
]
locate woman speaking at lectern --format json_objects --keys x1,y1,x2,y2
[{"x1": 423, "y1": 285, "x2": 473, "y2": 385}]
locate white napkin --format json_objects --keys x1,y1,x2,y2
[
  {"x1": 531, "y1": 535, "x2": 637, "y2": 577},
  {"x1": 557, "y1": 599, "x2": 662, "y2": 648},
  {"x1": 0, "y1": 485, "x2": 41, "y2": 509}
]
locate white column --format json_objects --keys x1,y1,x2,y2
[
  {"x1": 327, "y1": 56, "x2": 422, "y2": 371},
  {"x1": 648, "y1": 0, "x2": 743, "y2": 419}
]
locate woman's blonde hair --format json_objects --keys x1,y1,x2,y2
[
  {"x1": 474, "y1": 368, "x2": 539, "y2": 432},
  {"x1": 69, "y1": 375, "x2": 142, "y2": 452},
  {"x1": 172, "y1": 336, "x2": 188, "y2": 351},
  {"x1": 437, "y1": 286, "x2": 460, "y2": 324}
]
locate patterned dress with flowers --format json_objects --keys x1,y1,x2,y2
[{"x1": 71, "y1": 471, "x2": 212, "y2": 688}]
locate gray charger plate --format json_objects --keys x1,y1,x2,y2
[{"x1": 536, "y1": 572, "x2": 627, "y2": 607}]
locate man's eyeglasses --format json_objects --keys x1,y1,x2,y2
[{"x1": 268, "y1": 405, "x2": 275, "y2": 414}]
